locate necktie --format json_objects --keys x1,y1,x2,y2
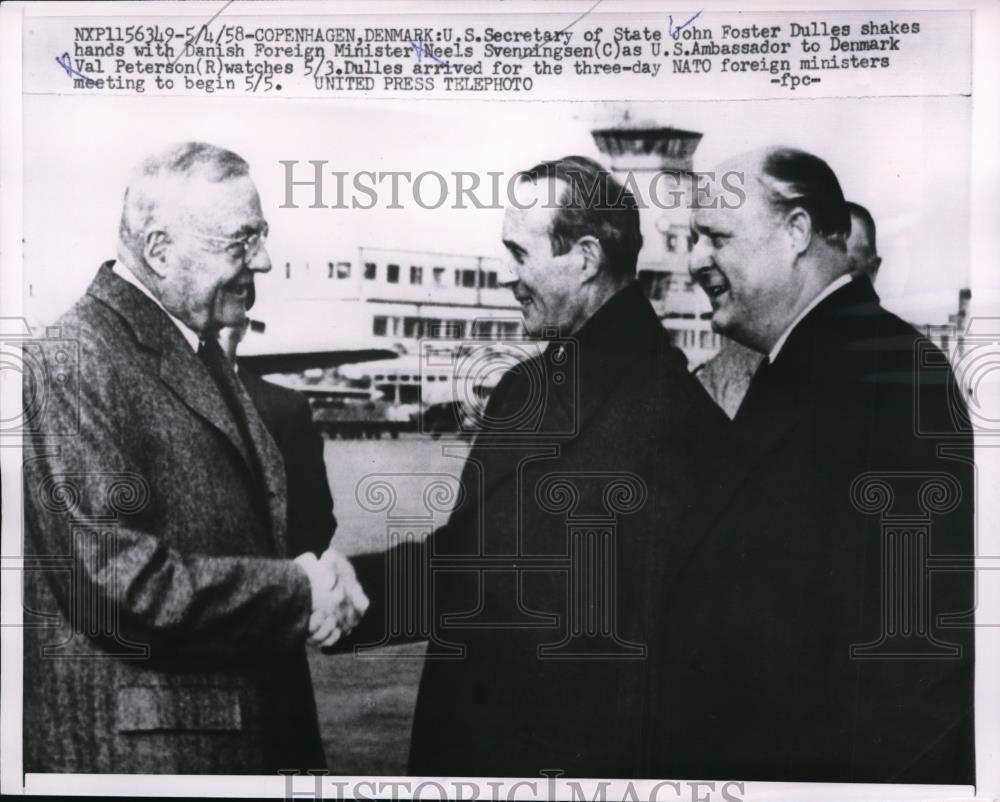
[{"x1": 197, "y1": 337, "x2": 263, "y2": 487}]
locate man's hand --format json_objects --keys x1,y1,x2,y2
[
  {"x1": 319, "y1": 546, "x2": 370, "y2": 631},
  {"x1": 293, "y1": 549, "x2": 369, "y2": 648}
]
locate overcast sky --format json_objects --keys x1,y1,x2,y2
[{"x1": 23, "y1": 93, "x2": 971, "y2": 326}]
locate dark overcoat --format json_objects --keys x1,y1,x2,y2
[
  {"x1": 348, "y1": 283, "x2": 730, "y2": 777},
  {"x1": 647, "y1": 276, "x2": 975, "y2": 784}
]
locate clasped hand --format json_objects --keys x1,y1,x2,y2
[{"x1": 294, "y1": 547, "x2": 369, "y2": 647}]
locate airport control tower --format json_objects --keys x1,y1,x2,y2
[{"x1": 591, "y1": 123, "x2": 721, "y2": 366}]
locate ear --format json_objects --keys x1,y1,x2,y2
[
  {"x1": 574, "y1": 235, "x2": 604, "y2": 284},
  {"x1": 785, "y1": 208, "x2": 812, "y2": 257},
  {"x1": 143, "y1": 230, "x2": 170, "y2": 277}
]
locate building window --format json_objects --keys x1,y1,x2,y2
[
  {"x1": 404, "y1": 317, "x2": 421, "y2": 338},
  {"x1": 328, "y1": 262, "x2": 335, "y2": 279},
  {"x1": 364, "y1": 262, "x2": 377, "y2": 280},
  {"x1": 337, "y1": 261, "x2": 351, "y2": 279},
  {"x1": 486, "y1": 272, "x2": 499, "y2": 289},
  {"x1": 433, "y1": 267, "x2": 445, "y2": 286},
  {"x1": 410, "y1": 266, "x2": 423, "y2": 285},
  {"x1": 387, "y1": 264, "x2": 400, "y2": 283},
  {"x1": 373, "y1": 316, "x2": 388, "y2": 336},
  {"x1": 461, "y1": 269, "x2": 477, "y2": 288},
  {"x1": 285, "y1": 262, "x2": 291, "y2": 279}
]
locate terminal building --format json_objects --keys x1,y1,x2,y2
[{"x1": 244, "y1": 125, "x2": 727, "y2": 407}]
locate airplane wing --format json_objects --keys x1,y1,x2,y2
[{"x1": 237, "y1": 348, "x2": 400, "y2": 375}]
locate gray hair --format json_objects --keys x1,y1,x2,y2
[{"x1": 118, "y1": 142, "x2": 249, "y2": 255}]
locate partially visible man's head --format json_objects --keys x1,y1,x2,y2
[
  {"x1": 845, "y1": 201, "x2": 882, "y2": 282},
  {"x1": 118, "y1": 142, "x2": 271, "y2": 336},
  {"x1": 501, "y1": 155, "x2": 642, "y2": 337},
  {"x1": 688, "y1": 146, "x2": 851, "y2": 353}
]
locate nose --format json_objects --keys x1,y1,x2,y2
[
  {"x1": 246, "y1": 243, "x2": 271, "y2": 274},
  {"x1": 688, "y1": 237, "x2": 712, "y2": 277},
  {"x1": 497, "y1": 258, "x2": 519, "y2": 289}
]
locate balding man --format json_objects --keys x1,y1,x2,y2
[
  {"x1": 22, "y1": 142, "x2": 365, "y2": 774},
  {"x1": 846, "y1": 200, "x2": 883, "y2": 282},
  {"x1": 647, "y1": 147, "x2": 974, "y2": 783}
]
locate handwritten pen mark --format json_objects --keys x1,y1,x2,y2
[
  {"x1": 668, "y1": 9, "x2": 703, "y2": 38},
  {"x1": 559, "y1": 0, "x2": 604, "y2": 33},
  {"x1": 410, "y1": 40, "x2": 453, "y2": 69},
  {"x1": 170, "y1": 0, "x2": 237, "y2": 65},
  {"x1": 55, "y1": 52, "x2": 93, "y2": 83}
]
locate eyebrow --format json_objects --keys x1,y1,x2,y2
[
  {"x1": 227, "y1": 221, "x2": 267, "y2": 239},
  {"x1": 502, "y1": 239, "x2": 525, "y2": 254},
  {"x1": 691, "y1": 219, "x2": 728, "y2": 237}
]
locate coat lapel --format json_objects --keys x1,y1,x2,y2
[
  {"x1": 657, "y1": 402, "x2": 803, "y2": 602},
  {"x1": 157, "y1": 333, "x2": 256, "y2": 471},
  {"x1": 658, "y1": 279, "x2": 877, "y2": 600},
  {"x1": 460, "y1": 284, "x2": 660, "y2": 514},
  {"x1": 231, "y1": 370, "x2": 289, "y2": 555},
  {"x1": 87, "y1": 263, "x2": 287, "y2": 554}
]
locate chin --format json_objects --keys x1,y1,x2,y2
[{"x1": 521, "y1": 315, "x2": 542, "y2": 339}]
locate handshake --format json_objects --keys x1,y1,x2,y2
[{"x1": 294, "y1": 547, "x2": 370, "y2": 648}]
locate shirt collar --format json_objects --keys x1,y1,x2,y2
[
  {"x1": 767, "y1": 273, "x2": 853, "y2": 364},
  {"x1": 112, "y1": 261, "x2": 201, "y2": 352}
]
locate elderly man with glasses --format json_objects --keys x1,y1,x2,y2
[{"x1": 22, "y1": 142, "x2": 366, "y2": 774}]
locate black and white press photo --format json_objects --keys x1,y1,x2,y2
[{"x1": 1, "y1": 1, "x2": 998, "y2": 800}]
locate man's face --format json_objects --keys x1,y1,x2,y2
[
  {"x1": 501, "y1": 179, "x2": 586, "y2": 337},
  {"x1": 157, "y1": 175, "x2": 271, "y2": 335},
  {"x1": 688, "y1": 166, "x2": 801, "y2": 352},
  {"x1": 846, "y1": 215, "x2": 881, "y2": 281}
]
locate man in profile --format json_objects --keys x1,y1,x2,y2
[
  {"x1": 846, "y1": 200, "x2": 883, "y2": 282},
  {"x1": 339, "y1": 155, "x2": 729, "y2": 777},
  {"x1": 652, "y1": 146, "x2": 974, "y2": 783},
  {"x1": 22, "y1": 142, "x2": 365, "y2": 774}
]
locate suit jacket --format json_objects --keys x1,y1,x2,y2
[
  {"x1": 648, "y1": 276, "x2": 975, "y2": 783},
  {"x1": 346, "y1": 282, "x2": 731, "y2": 777},
  {"x1": 238, "y1": 369, "x2": 337, "y2": 558},
  {"x1": 22, "y1": 263, "x2": 325, "y2": 774}
]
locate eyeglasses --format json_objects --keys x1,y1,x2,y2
[{"x1": 180, "y1": 222, "x2": 269, "y2": 262}]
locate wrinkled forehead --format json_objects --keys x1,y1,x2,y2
[{"x1": 160, "y1": 174, "x2": 264, "y2": 235}]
